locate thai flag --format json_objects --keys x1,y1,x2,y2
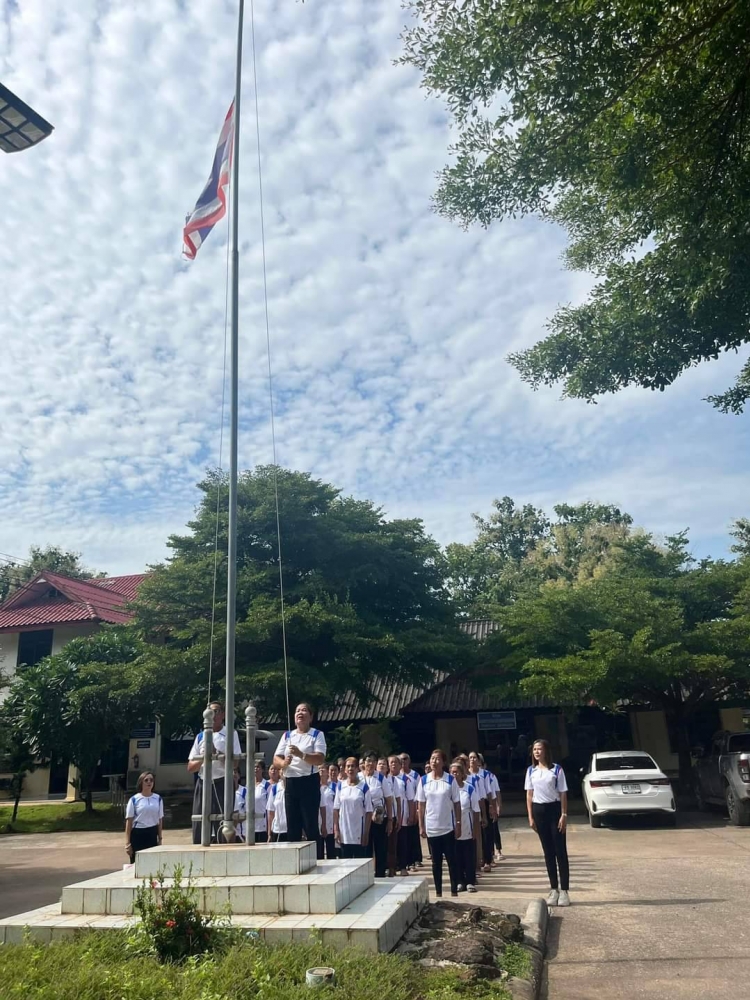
[{"x1": 183, "y1": 101, "x2": 235, "y2": 260}]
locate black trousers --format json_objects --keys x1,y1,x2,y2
[
  {"x1": 396, "y1": 826, "x2": 410, "y2": 870},
  {"x1": 272, "y1": 831, "x2": 288, "y2": 842},
  {"x1": 368, "y1": 819, "x2": 388, "y2": 877},
  {"x1": 493, "y1": 819, "x2": 503, "y2": 851},
  {"x1": 253, "y1": 830, "x2": 269, "y2": 844},
  {"x1": 408, "y1": 823, "x2": 422, "y2": 865},
  {"x1": 191, "y1": 777, "x2": 226, "y2": 844},
  {"x1": 532, "y1": 801, "x2": 569, "y2": 891},
  {"x1": 428, "y1": 832, "x2": 459, "y2": 895},
  {"x1": 341, "y1": 842, "x2": 366, "y2": 859},
  {"x1": 482, "y1": 820, "x2": 494, "y2": 866},
  {"x1": 316, "y1": 833, "x2": 336, "y2": 860},
  {"x1": 455, "y1": 837, "x2": 476, "y2": 887},
  {"x1": 285, "y1": 772, "x2": 321, "y2": 842},
  {"x1": 130, "y1": 825, "x2": 159, "y2": 857}
]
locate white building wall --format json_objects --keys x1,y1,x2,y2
[{"x1": 0, "y1": 632, "x2": 20, "y2": 700}]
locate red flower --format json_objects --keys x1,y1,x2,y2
[{"x1": 166, "y1": 919, "x2": 176, "y2": 928}]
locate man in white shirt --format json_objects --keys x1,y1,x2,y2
[
  {"x1": 389, "y1": 754, "x2": 415, "y2": 875},
  {"x1": 187, "y1": 701, "x2": 242, "y2": 844},
  {"x1": 363, "y1": 754, "x2": 393, "y2": 877}
]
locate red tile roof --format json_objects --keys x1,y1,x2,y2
[{"x1": 0, "y1": 571, "x2": 148, "y2": 632}]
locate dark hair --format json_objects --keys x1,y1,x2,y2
[
  {"x1": 136, "y1": 771, "x2": 156, "y2": 793},
  {"x1": 430, "y1": 748, "x2": 448, "y2": 765},
  {"x1": 531, "y1": 739, "x2": 553, "y2": 768},
  {"x1": 208, "y1": 700, "x2": 224, "y2": 713}
]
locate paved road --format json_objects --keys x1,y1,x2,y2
[{"x1": 2, "y1": 812, "x2": 749, "y2": 999}]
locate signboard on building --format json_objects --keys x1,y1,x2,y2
[
  {"x1": 477, "y1": 711, "x2": 517, "y2": 731},
  {"x1": 130, "y1": 723, "x2": 156, "y2": 739},
  {"x1": 136, "y1": 740, "x2": 151, "y2": 749}
]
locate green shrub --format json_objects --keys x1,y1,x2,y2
[{"x1": 131, "y1": 865, "x2": 233, "y2": 963}]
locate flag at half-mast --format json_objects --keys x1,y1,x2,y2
[{"x1": 182, "y1": 101, "x2": 235, "y2": 260}]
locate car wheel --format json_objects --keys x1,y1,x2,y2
[
  {"x1": 589, "y1": 810, "x2": 603, "y2": 829},
  {"x1": 726, "y1": 786, "x2": 750, "y2": 827}
]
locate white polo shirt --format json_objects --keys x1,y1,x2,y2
[
  {"x1": 254, "y1": 779, "x2": 271, "y2": 833},
  {"x1": 468, "y1": 771, "x2": 487, "y2": 800},
  {"x1": 363, "y1": 771, "x2": 390, "y2": 811},
  {"x1": 415, "y1": 772, "x2": 461, "y2": 838},
  {"x1": 457, "y1": 782, "x2": 481, "y2": 841},
  {"x1": 319, "y1": 783, "x2": 335, "y2": 835},
  {"x1": 188, "y1": 726, "x2": 242, "y2": 781},
  {"x1": 333, "y1": 781, "x2": 373, "y2": 845},
  {"x1": 126, "y1": 792, "x2": 163, "y2": 829},
  {"x1": 268, "y1": 782, "x2": 287, "y2": 834},
  {"x1": 274, "y1": 728, "x2": 327, "y2": 778},
  {"x1": 482, "y1": 768, "x2": 500, "y2": 798},
  {"x1": 234, "y1": 785, "x2": 248, "y2": 839},
  {"x1": 394, "y1": 772, "x2": 415, "y2": 824},
  {"x1": 525, "y1": 764, "x2": 568, "y2": 803}
]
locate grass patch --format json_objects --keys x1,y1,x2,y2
[
  {"x1": 0, "y1": 933, "x2": 514, "y2": 1000},
  {"x1": 0, "y1": 802, "x2": 123, "y2": 835},
  {"x1": 498, "y1": 942, "x2": 532, "y2": 980}
]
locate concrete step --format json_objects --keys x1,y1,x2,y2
[
  {"x1": 134, "y1": 842, "x2": 317, "y2": 879},
  {"x1": 61, "y1": 858, "x2": 373, "y2": 916},
  {"x1": 0, "y1": 877, "x2": 429, "y2": 953}
]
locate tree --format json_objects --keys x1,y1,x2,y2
[
  {"x1": 0, "y1": 544, "x2": 101, "y2": 602},
  {"x1": 730, "y1": 517, "x2": 750, "y2": 557},
  {"x1": 132, "y1": 467, "x2": 471, "y2": 736},
  {"x1": 493, "y1": 537, "x2": 750, "y2": 787},
  {"x1": 0, "y1": 700, "x2": 37, "y2": 826},
  {"x1": 446, "y1": 497, "x2": 634, "y2": 615},
  {"x1": 402, "y1": 1, "x2": 750, "y2": 411},
  {"x1": 10, "y1": 629, "x2": 155, "y2": 812}
]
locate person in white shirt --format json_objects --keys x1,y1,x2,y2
[
  {"x1": 253, "y1": 760, "x2": 271, "y2": 844},
  {"x1": 450, "y1": 760, "x2": 480, "y2": 892},
  {"x1": 267, "y1": 765, "x2": 287, "y2": 841},
  {"x1": 416, "y1": 749, "x2": 462, "y2": 897},
  {"x1": 273, "y1": 703, "x2": 327, "y2": 843},
  {"x1": 525, "y1": 739, "x2": 570, "y2": 907},
  {"x1": 125, "y1": 771, "x2": 163, "y2": 861},
  {"x1": 328, "y1": 762, "x2": 340, "y2": 789},
  {"x1": 389, "y1": 754, "x2": 414, "y2": 875},
  {"x1": 319, "y1": 764, "x2": 336, "y2": 859},
  {"x1": 233, "y1": 767, "x2": 248, "y2": 842},
  {"x1": 363, "y1": 754, "x2": 393, "y2": 877},
  {"x1": 333, "y1": 756, "x2": 373, "y2": 858},
  {"x1": 187, "y1": 701, "x2": 242, "y2": 844},
  {"x1": 399, "y1": 752, "x2": 423, "y2": 868},
  {"x1": 469, "y1": 750, "x2": 496, "y2": 872}
]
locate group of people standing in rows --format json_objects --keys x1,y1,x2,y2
[{"x1": 124, "y1": 701, "x2": 571, "y2": 907}]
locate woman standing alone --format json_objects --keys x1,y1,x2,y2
[
  {"x1": 525, "y1": 739, "x2": 571, "y2": 907},
  {"x1": 125, "y1": 771, "x2": 163, "y2": 861}
]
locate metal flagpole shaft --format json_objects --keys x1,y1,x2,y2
[
  {"x1": 201, "y1": 706, "x2": 215, "y2": 847},
  {"x1": 222, "y1": 0, "x2": 245, "y2": 846},
  {"x1": 245, "y1": 701, "x2": 257, "y2": 846}
]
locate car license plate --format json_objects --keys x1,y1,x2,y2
[{"x1": 621, "y1": 783, "x2": 641, "y2": 794}]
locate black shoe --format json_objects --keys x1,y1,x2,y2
[
  {"x1": 435, "y1": 891, "x2": 442, "y2": 898},
  {"x1": 450, "y1": 891, "x2": 458, "y2": 897}
]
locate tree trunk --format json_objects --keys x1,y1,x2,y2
[{"x1": 11, "y1": 772, "x2": 24, "y2": 823}]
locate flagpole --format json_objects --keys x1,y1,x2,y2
[{"x1": 221, "y1": 0, "x2": 245, "y2": 845}]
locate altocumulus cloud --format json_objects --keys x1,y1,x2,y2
[{"x1": 1, "y1": 0, "x2": 748, "y2": 574}]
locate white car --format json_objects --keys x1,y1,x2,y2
[{"x1": 582, "y1": 751, "x2": 677, "y2": 828}]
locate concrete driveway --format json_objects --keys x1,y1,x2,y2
[
  {"x1": 466, "y1": 811, "x2": 750, "y2": 1000},
  {"x1": 1, "y1": 812, "x2": 749, "y2": 999}
]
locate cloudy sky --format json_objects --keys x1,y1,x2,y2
[{"x1": 1, "y1": 0, "x2": 748, "y2": 576}]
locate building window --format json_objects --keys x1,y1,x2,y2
[
  {"x1": 17, "y1": 629, "x2": 53, "y2": 668},
  {"x1": 160, "y1": 736, "x2": 196, "y2": 766}
]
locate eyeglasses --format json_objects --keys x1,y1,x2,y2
[{"x1": 143, "y1": 778, "x2": 154, "y2": 783}]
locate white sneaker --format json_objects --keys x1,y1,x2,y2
[
  {"x1": 547, "y1": 889, "x2": 560, "y2": 906},
  {"x1": 467, "y1": 884, "x2": 478, "y2": 893},
  {"x1": 457, "y1": 884, "x2": 466, "y2": 892},
  {"x1": 558, "y1": 890, "x2": 570, "y2": 907}
]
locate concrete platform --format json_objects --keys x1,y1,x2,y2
[{"x1": 0, "y1": 843, "x2": 428, "y2": 953}]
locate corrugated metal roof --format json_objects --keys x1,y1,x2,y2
[
  {"x1": 402, "y1": 674, "x2": 559, "y2": 713},
  {"x1": 458, "y1": 619, "x2": 498, "y2": 642},
  {"x1": 0, "y1": 571, "x2": 148, "y2": 631}
]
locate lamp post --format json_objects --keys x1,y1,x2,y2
[{"x1": 0, "y1": 83, "x2": 53, "y2": 153}]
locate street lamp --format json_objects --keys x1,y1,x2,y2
[{"x1": 0, "y1": 82, "x2": 53, "y2": 153}]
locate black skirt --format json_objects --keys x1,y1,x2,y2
[{"x1": 131, "y1": 825, "x2": 159, "y2": 856}]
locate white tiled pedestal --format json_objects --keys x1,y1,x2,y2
[{"x1": 0, "y1": 844, "x2": 428, "y2": 953}]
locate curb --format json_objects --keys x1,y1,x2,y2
[{"x1": 507, "y1": 898, "x2": 548, "y2": 1000}]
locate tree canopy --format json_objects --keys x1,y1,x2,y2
[
  {"x1": 483, "y1": 532, "x2": 750, "y2": 785},
  {"x1": 402, "y1": 0, "x2": 750, "y2": 411},
  {"x1": 0, "y1": 544, "x2": 100, "y2": 603},
  {"x1": 132, "y1": 466, "x2": 471, "y2": 734},
  {"x1": 9, "y1": 628, "x2": 154, "y2": 811}
]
